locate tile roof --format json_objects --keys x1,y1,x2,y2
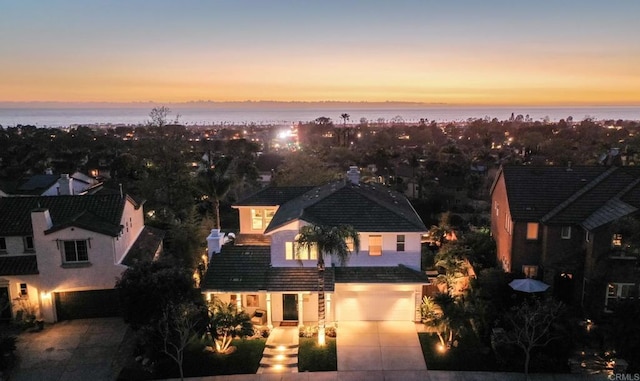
[
  {"x1": 0, "y1": 194, "x2": 138, "y2": 236},
  {"x1": 235, "y1": 186, "x2": 314, "y2": 206},
  {"x1": 0, "y1": 255, "x2": 39, "y2": 276},
  {"x1": 334, "y1": 265, "x2": 429, "y2": 283},
  {"x1": 498, "y1": 165, "x2": 640, "y2": 226},
  {"x1": 120, "y1": 226, "x2": 166, "y2": 266},
  {"x1": 265, "y1": 267, "x2": 335, "y2": 292},
  {"x1": 234, "y1": 234, "x2": 271, "y2": 246},
  {"x1": 17, "y1": 175, "x2": 59, "y2": 194},
  {"x1": 202, "y1": 245, "x2": 271, "y2": 292},
  {"x1": 264, "y1": 181, "x2": 427, "y2": 233}
]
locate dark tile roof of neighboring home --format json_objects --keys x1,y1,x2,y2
[
  {"x1": 235, "y1": 186, "x2": 315, "y2": 206},
  {"x1": 16, "y1": 174, "x2": 59, "y2": 194},
  {"x1": 496, "y1": 165, "x2": 640, "y2": 226},
  {"x1": 334, "y1": 265, "x2": 429, "y2": 283},
  {"x1": 0, "y1": 255, "x2": 39, "y2": 276},
  {"x1": 202, "y1": 245, "x2": 271, "y2": 292},
  {"x1": 120, "y1": 226, "x2": 166, "y2": 266},
  {"x1": 266, "y1": 267, "x2": 335, "y2": 292},
  {"x1": 0, "y1": 194, "x2": 141, "y2": 236},
  {"x1": 265, "y1": 180, "x2": 427, "y2": 233}
]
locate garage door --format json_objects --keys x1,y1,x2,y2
[
  {"x1": 55, "y1": 289, "x2": 121, "y2": 321},
  {"x1": 335, "y1": 291, "x2": 414, "y2": 321}
]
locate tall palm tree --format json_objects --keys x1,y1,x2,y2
[
  {"x1": 340, "y1": 113, "x2": 350, "y2": 147},
  {"x1": 296, "y1": 224, "x2": 359, "y2": 345},
  {"x1": 196, "y1": 156, "x2": 234, "y2": 229}
]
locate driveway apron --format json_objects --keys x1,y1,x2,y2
[{"x1": 336, "y1": 321, "x2": 426, "y2": 372}]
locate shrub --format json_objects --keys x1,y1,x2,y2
[{"x1": 326, "y1": 326, "x2": 337, "y2": 338}]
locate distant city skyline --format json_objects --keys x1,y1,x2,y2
[{"x1": 1, "y1": 1, "x2": 639, "y2": 106}]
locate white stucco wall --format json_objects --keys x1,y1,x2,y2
[
  {"x1": 0, "y1": 275, "x2": 42, "y2": 319},
  {"x1": 114, "y1": 199, "x2": 145, "y2": 264}
]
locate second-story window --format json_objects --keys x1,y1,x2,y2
[
  {"x1": 251, "y1": 208, "x2": 275, "y2": 230},
  {"x1": 612, "y1": 234, "x2": 623, "y2": 247},
  {"x1": 561, "y1": 226, "x2": 572, "y2": 239},
  {"x1": 63, "y1": 240, "x2": 89, "y2": 263},
  {"x1": 285, "y1": 242, "x2": 317, "y2": 260},
  {"x1": 526, "y1": 223, "x2": 539, "y2": 240},
  {"x1": 23, "y1": 236, "x2": 34, "y2": 252},
  {"x1": 369, "y1": 235, "x2": 382, "y2": 256},
  {"x1": 396, "y1": 235, "x2": 405, "y2": 252}
]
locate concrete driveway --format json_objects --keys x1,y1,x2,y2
[
  {"x1": 9, "y1": 317, "x2": 128, "y2": 381},
  {"x1": 336, "y1": 321, "x2": 427, "y2": 374}
]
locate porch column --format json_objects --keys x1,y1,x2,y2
[
  {"x1": 297, "y1": 292, "x2": 304, "y2": 327},
  {"x1": 266, "y1": 293, "x2": 273, "y2": 329},
  {"x1": 236, "y1": 293, "x2": 242, "y2": 311},
  {"x1": 326, "y1": 293, "x2": 332, "y2": 324}
]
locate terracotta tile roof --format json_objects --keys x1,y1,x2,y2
[
  {"x1": 0, "y1": 194, "x2": 138, "y2": 236},
  {"x1": 120, "y1": 226, "x2": 165, "y2": 266},
  {"x1": 264, "y1": 181, "x2": 427, "y2": 233},
  {"x1": 0, "y1": 255, "x2": 39, "y2": 276}
]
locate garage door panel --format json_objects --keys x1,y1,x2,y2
[
  {"x1": 336, "y1": 291, "x2": 413, "y2": 321},
  {"x1": 55, "y1": 289, "x2": 121, "y2": 321}
]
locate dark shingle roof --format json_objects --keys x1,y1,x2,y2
[
  {"x1": 498, "y1": 165, "x2": 640, "y2": 226},
  {"x1": 0, "y1": 255, "x2": 39, "y2": 276},
  {"x1": 264, "y1": 181, "x2": 426, "y2": 233},
  {"x1": 17, "y1": 175, "x2": 59, "y2": 194},
  {"x1": 335, "y1": 265, "x2": 429, "y2": 283},
  {"x1": 266, "y1": 267, "x2": 335, "y2": 292},
  {"x1": 0, "y1": 194, "x2": 137, "y2": 236},
  {"x1": 235, "y1": 187, "x2": 314, "y2": 206},
  {"x1": 120, "y1": 226, "x2": 166, "y2": 266},
  {"x1": 202, "y1": 245, "x2": 271, "y2": 291}
]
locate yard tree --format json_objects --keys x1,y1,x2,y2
[
  {"x1": 501, "y1": 298, "x2": 565, "y2": 378},
  {"x1": 115, "y1": 258, "x2": 204, "y2": 328},
  {"x1": 158, "y1": 301, "x2": 206, "y2": 381},
  {"x1": 196, "y1": 155, "x2": 234, "y2": 230},
  {"x1": 207, "y1": 299, "x2": 254, "y2": 354},
  {"x1": 296, "y1": 224, "x2": 360, "y2": 345}
]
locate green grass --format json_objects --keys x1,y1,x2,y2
[
  {"x1": 297, "y1": 337, "x2": 337, "y2": 372},
  {"x1": 418, "y1": 333, "x2": 496, "y2": 371}
]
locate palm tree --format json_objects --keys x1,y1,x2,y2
[
  {"x1": 196, "y1": 155, "x2": 234, "y2": 229},
  {"x1": 296, "y1": 224, "x2": 359, "y2": 345},
  {"x1": 340, "y1": 113, "x2": 350, "y2": 146}
]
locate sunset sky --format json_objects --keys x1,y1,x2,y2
[{"x1": 1, "y1": 0, "x2": 639, "y2": 105}]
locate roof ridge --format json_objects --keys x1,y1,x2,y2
[
  {"x1": 614, "y1": 175, "x2": 640, "y2": 199},
  {"x1": 541, "y1": 166, "x2": 618, "y2": 223},
  {"x1": 348, "y1": 183, "x2": 424, "y2": 230}
]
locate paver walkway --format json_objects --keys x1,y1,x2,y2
[{"x1": 257, "y1": 326, "x2": 299, "y2": 373}]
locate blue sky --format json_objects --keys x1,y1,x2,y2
[{"x1": 1, "y1": 0, "x2": 639, "y2": 105}]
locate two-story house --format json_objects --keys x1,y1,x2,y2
[
  {"x1": 491, "y1": 165, "x2": 640, "y2": 315},
  {"x1": 0, "y1": 194, "x2": 163, "y2": 322},
  {"x1": 202, "y1": 167, "x2": 429, "y2": 327}
]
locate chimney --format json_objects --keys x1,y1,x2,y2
[
  {"x1": 31, "y1": 208, "x2": 53, "y2": 235},
  {"x1": 57, "y1": 174, "x2": 73, "y2": 195},
  {"x1": 206, "y1": 229, "x2": 225, "y2": 259},
  {"x1": 346, "y1": 165, "x2": 360, "y2": 184}
]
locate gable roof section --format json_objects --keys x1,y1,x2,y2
[
  {"x1": 16, "y1": 174, "x2": 59, "y2": 194},
  {"x1": 120, "y1": 226, "x2": 166, "y2": 266},
  {"x1": 264, "y1": 181, "x2": 426, "y2": 233},
  {"x1": 0, "y1": 194, "x2": 136, "y2": 236},
  {"x1": 235, "y1": 186, "x2": 314, "y2": 206},
  {"x1": 0, "y1": 255, "x2": 39, "y2": 276},
  {"x1": 202, "y1": 245, "x2": 271, "y2": 292},
  {"x1": 499, "y1": 165, "x2": 640, "y2": 226}
]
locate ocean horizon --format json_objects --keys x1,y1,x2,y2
[{"x1": 1, "y1": 105, "x2": 639, "y2": 128}]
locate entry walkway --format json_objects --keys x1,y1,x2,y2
[
  {"x1": 336, "y1": 321, "x2": 426, "y2": 372},
  {"x1": 257, "y1": 327, "x2": 299, "y2": 374}
]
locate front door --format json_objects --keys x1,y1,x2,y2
[
  {"x1": 0, "y1": 287, "x2": 11, "y2": 322},
  {"x1": 282, "y1": 294, "x2": 298, "y2": 321}
]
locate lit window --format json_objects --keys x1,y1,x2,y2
[
  {"x1": 612, "y1": 234, "x2": 622, "y2": 247},
  {"x1": 526, "y1": 223, "x2": 539, "y2": 240},
  {"x1": 396, "y1": 235, "x2": 405, "y2": 252},
  {"x1": 0, "y1": 237, "x2": 6, "y2": 253},
  {"x1": 63, "y1": 240, "x2": 89, "y2": 263},
  {"x1": 369, "y1": 235, "x2": 382, "y2": 256},
  {"x1": 251, "y1": 209, "x2": 263, "y2": 230},
  {"x1": 23, "y1": 236, "x2": 34, "y2": 252},
  {"x1": 246, "y1": 294, "x2": 259, "y2": 307},
  {"x1": 522, "y1": 265, "x2": 538, "y2": 278},
  {"x1": 346, "y1": 238, "x2": 355, "y2": 252},
  {"x1": 285, "y1": 241, "x2": 317, "y2": 260},
  {"x1": 19, "y1": 283, "x2": 28, "y2": 297},
  {"x1": 561, "y1": 226, "x2": 571, "y2": 239}
]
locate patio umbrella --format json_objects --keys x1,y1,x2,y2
[{"x1": 509, "y1": 278, "x2": 550, "y2": 293}]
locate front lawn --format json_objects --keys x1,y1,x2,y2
[
  {"x1": 418, "y1": 333, "x2": 496, "y2": 371},
  {"x1": 298, "y1": 337, "x2": 337, "y2": 371}
]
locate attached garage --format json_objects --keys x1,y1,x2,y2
[
  {"x1": 334, "y1": 284, "x2": 420, "y2": 321},
  {"x1": 54, "y1": 289, "x2": 121, "y2": 321}
]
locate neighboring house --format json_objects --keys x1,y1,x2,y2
[
  {"x1": 2, "y1": 171, "x2": 103, "y2": 197},
  {"x1": 0, "y1": 194, "x2": 164, "y2": 322},
  {"x1": 491, "y1": 165, "x2": 640, "y2": 315},
  {"x1": 202, "y1": 166, "x2": 429, "y2": 327}
]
